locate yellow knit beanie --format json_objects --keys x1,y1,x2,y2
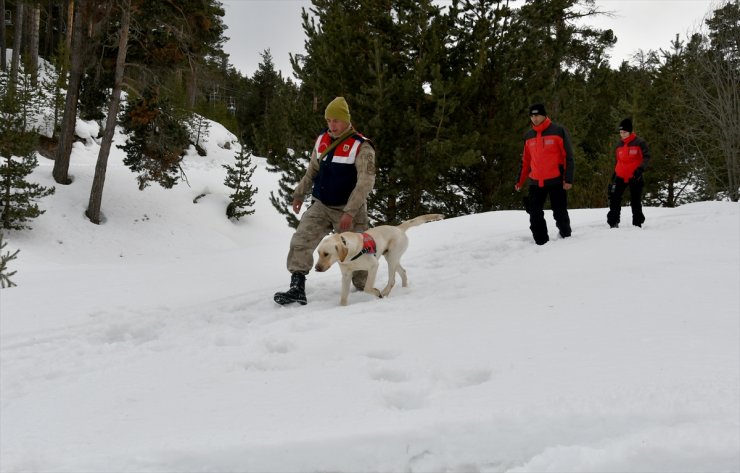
[{"x1": 324, "y1": 96, "x2": 351, "y2": 123}]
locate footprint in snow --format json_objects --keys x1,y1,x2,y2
[
  {"x1": 453, "y1": 368, "x2": 493, "y2": 388},
  {"x1": 263, "y1": 339, "x2": 295, "y2": 354},
  {"x1": 381, "y1": 388, "x2": 428, "y2": 410},
  {"x1": 369, "y1": 367, "x2": 410, "y2": 383},
  {"x1": 363, "y1": 349, "x2": 400, "y2": 361}
]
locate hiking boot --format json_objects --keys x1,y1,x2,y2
[
  {"x1": 274, "y1": 272, "x2": 307, "y2": 305},
  {"x1": 352, "y1": 270, "x2": 368, "y2": 291},
  {"x1": 609, "y1": 223, "x2": 619, "y2": 228}
]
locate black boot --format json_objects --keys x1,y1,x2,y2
[
  {"x1": 274, "y1": 273, "x2": 307, "y2": 305},
  {"x1": 352, "y1": 270, "x2": 368, "y2": 291}
]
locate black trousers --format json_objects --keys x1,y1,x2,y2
[
  {"x1": 528, "y1": 184, "x2": 571, "y2": 245},
  {"x1": 607, "y1": 177, "x2": 645, "y2": 227}
]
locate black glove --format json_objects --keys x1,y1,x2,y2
[
  {"x1": 633, "y1": 167, "x2": 644, "y2": 181},
  {"x1": 608, "y1": 173, "x2": 617, "y2": 197}
]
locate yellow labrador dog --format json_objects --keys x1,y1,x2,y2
[{"x1": 315, "y1": 214, "x2": 444, "y2": 306}]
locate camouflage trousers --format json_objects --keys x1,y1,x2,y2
[{"x1": 286, "y1": 199, "x2": 369, "y2": 285}]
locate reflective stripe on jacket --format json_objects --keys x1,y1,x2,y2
[{"x1": 312, "y1": 130, "x2": 366, "y2": 206}]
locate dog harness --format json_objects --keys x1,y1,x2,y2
[{"x1": 350, "y1": 232, "x2": 376, "y2": 261}]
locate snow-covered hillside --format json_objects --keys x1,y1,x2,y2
[{"x1": 1, "y1": 120, "x2": 738, "y2": 472}]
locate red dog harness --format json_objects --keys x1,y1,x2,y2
[{"x1": 350, "y1": 232, "x2": 376, "y2": 261}]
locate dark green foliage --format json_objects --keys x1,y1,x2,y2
[
  {"x1": 223, "y1": 144, "x2": 258, "y2": 220},
  {"x1": 239, "y1": 50, "x2": 284, "y2": 154},
  {"x1": 290, "y1": 0, "x2": 477, "y2": 222},
  {"x1": 126, "y1": 0, "x2": 226, "y2": 73},
  {"x1": 639, "y1": 42, "x2": 697, "y2": 207},
  {"x1": 119, "y1": 90, "x2": 191, "y2": 190},
  {"x1": 4, "y1": 0, "x2": 733, "y2": 235},
  {"x1": 262, "y1": 79, "x2": 325, "y2": 228},
  {"x1": 267, "y1": 0, "x2": 618, "y2": 224},
  {"x1": 444, "y1": 0, "x2": 616, "y2": 212},
  {"x1": 0, "y1": 71, "x2": 55, "y2": 231},
  {"x1": 254, "y1": 78, "x2": 311, "y2": 162},
  {"x1": 0, "y1": 232, "x2": 19, "y2": 288},
  {"x1": 268, "y1": 149, "x2": 309, "y2": 229},
  {"x1": 78, "y1": 72, "x2": 110, "y2": 122},
  {"x1": 0, "y1": 148, "x2": 56, "y2": 230},
  {"x1": 196, "y1": 99, "x2": 239, "y2": 138}
]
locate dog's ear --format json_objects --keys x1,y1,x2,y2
[{"x1": 337, "y1": 242, "x2": 349, "y2": 262}]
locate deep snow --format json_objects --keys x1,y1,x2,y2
[{"x1": 1, "y1": 119, "x2": 738, "y2": 472}]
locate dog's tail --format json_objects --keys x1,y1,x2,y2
[{"x1": 398, "y1": 213, "x2": 445, "y2": 232}]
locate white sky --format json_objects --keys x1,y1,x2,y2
[{"x1": 221, "y1": 0, "x2": 717, "y2": 79}]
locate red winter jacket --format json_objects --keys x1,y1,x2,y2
[
  {"x1": 614, "y1": 133, "x2": 651, "y2": 182},
  {"x1": 517, "y1": 118, "x2": 575, "y2": 188}
]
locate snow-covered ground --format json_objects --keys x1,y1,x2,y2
[{"x1": 1, "y1": 120, "x2": 738, "y2": 472}]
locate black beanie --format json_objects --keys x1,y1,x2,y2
[
  {"x1": 528, "y1": 103, "x2": 547, "y2": 116},
  {"x1": 619, "y1": 118, "x2": 633, "y2": 133}
]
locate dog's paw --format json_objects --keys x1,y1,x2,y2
[{"x1": 365, "y1": 287, "x2": 382, "y2": 298}]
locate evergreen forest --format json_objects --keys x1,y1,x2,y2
[{"x1": 1, "y1": 0, "x2": 738, "y2": 230}]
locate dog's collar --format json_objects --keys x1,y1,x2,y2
[{"x1": 346, "y1": 232, "x2": 376, "y2": 261}]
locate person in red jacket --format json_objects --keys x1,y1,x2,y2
[
  {"x1": 515, "y1": 103, "x2": 574, "y2": 245},
  {"x1": 607, "y1": 118, "x2": 651, "y2": 228}
]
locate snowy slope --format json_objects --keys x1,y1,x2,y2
[{"x1": 1, "y1": 120, "x2": 738, "y2": 472}]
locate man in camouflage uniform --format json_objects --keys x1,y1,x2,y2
[{"x1": 274, "y1": 97, "x2": 376, "y2": 305}]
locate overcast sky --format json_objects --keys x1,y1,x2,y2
[{"x1": 220, "y1": 0, "x2": 718, "y2": 80}]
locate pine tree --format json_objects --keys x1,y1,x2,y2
[
  {"x1": 187, "y1": 113, "x2": 211, "y2": 154},
  {"x1": 262, "y1": 79, "x2": 322, "y2": 228},
  {"x1": 223, "y1": 143, "x2": 258, "y2": 220},
  {"x1": 268, "y1": 148, "x2": 309, "y2": 229},
  {"x1": 119, "y1": 90, "x2": 191, "y2": 190},
  {"x1": 641, "y1": 39, "x2": 698, "y2": 207},
  {"x1": 0, "y1": 70, "x2": 55, "y2": 230},
  {"x1": 291, "y1": 0, "x2": 471, "y2": 223},
  {"x1": 443, "y1": 0, "x2": 616, "y2": 212},
  {"x1": 255, "y1": 79, "x2": 307, "y2": 162},
  {"x1": 0, "y1": 231, "x2": 19, "y2": 288},
  {"x1": 241, "y1": 50, "x2": 283, "y2": 154}
]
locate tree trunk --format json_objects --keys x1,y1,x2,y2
[
  {"x1": 53, "y1": 0, "x2": 86, "y2": 185},
  {"x1": 65, "y1": 0, "x2": 73, "y2": 53},
  {"x1": 9, "y1": 1, "x2": 23, "y2": 93},
  {"x1": 86, "y1": 0, "x2": 130, "y2": 224},
  {"x1": 2, "y1": 160, "x2": 13, "y2": 229},
  {"x1": 0, "y1": 0, "x2": 6, "y2": 71},
  {"x1": 186, "y1": 67, "x2": 197, "y2": 109},
  {"x1": 26, "y1": 2, "x2": 39, "y2": 83},
  {"x1": 43, "y1": 0, "x2": 54, "y2": 59}
]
